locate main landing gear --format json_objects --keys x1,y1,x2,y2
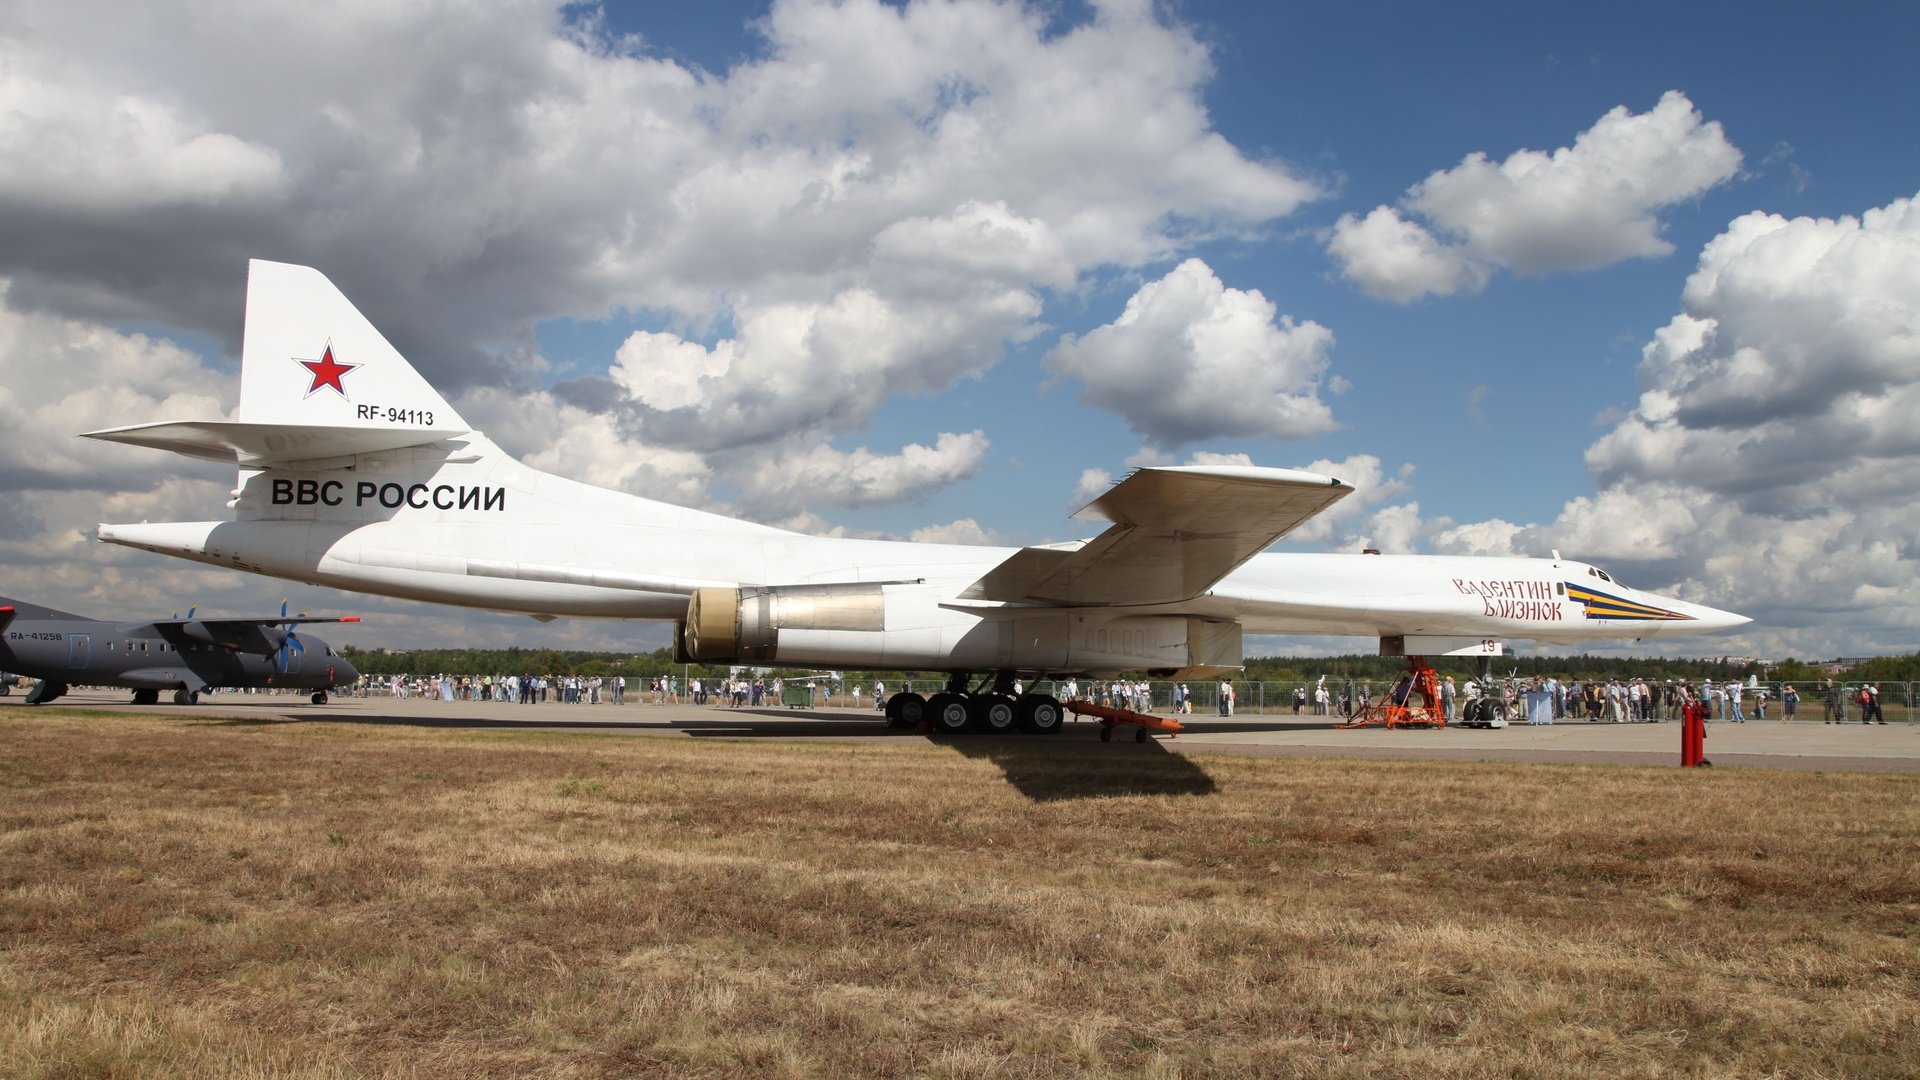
[
  {"x1": 884, "y1": 671, "x2": 1063, "y2": 736},
  {"x1": 127, "y1": 688, "x2": 197, "y2": 705}
]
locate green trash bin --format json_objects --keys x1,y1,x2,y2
[{"x1": 781, "y1": 683, "x2": 813, "y2": 709}]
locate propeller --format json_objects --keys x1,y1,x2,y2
[{"x1": 273, "y1": 598, "x2": 305, "y2": 673}]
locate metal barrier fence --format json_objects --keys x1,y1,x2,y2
[
  {"x1": 866, "y1": 679, "x2": 1914, "y2": 722},
  {"x1": 350, "y1": 675, "x2": 1916, "y2": 722}
]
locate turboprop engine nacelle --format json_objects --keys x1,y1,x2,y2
[{"x1": 677, "y1": 583, "x2": 1244, "y2": 678}]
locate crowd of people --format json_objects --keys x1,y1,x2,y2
[
  {"x1": 1427, "y1": 674, "x2": 1892, "y2": 724},
  {"x1": 346, "y1": 671, "x2": 1897, "y2": 723},
  {"x1": 353, "y1": 672, "x2": 825, "y2": 707}
]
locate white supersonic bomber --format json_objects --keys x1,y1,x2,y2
[{"x1": 86, "y1": 260, "x2": 1750, "y2": 734}]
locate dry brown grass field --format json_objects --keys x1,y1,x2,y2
[{"x1": 2, "y1": 711, "x2": 1916, "y2": 1078}]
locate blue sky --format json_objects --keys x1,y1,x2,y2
[
  {"x1": 553, "y1": 0, "x2": 1920, "y2": 537},
  {"x1": 0, "y1": 0, "x2": 1916, "y2": 660}
]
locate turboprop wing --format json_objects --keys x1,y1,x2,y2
[{"x1": 0, "y1": 595, "x2": 359, "y2": 706}]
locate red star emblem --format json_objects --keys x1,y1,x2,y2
[{"x1": 296, "y1": 344, "x2": 359, "y2": 398}]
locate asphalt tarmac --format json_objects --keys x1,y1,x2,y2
[{"x1": 10, "y1": 687, "x2": 1917, "y2": 772}]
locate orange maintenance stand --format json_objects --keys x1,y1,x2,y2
[
  {"x1": 1066, "y1": 699, "x2": 1185, "y2": 743},
  {"x1": 1336, "y1": 662, "x2": 1445, "y2": 729}
]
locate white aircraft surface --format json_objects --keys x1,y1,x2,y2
[{"x1": 85, "y1": 260, "x2": 1749, "y2": 733}]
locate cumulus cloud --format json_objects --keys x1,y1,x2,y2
[
  {"x1": 908, "y1": 518, "x2": 1011, "y2": 546},
  {"x1": 1427, "y1": 192, "x2": 1920, "y2": 657},
  {"x1": 0, "y1": 79, "x2": 284, "y2": 211},
  {"x1": 0, "y1": 283, "x2": 232, "y2": 490},
  {"x1": 732, "y1": 431, "x2": 992, "y2": 517},
  {"x1": 1587, "y1": 195, "x2": 1920, "y2": 507},
  {"x1": 1324, "y1": 206, "x2": 1488, "y2": 303},
  {"x1": 1329, "y1": 91, "x2": 1741, "y2": 301},
  {"x1": 0, "y1": 0, "x2": 1327, "y2": 646},
  {"x1": 1044, "y1": 259, "x2": 1338, "y2": 448},
  {"x1": 461, "y1": 385, "x2": 989, "y2": 523},
  {"x1": 1278, "y1": 455, "x2": 1415, "y2": 545},
  {"x1": 0, "y1": 0, "x2": 1318, "y2": 399},
  {"x1": 612, "y1": 285, "x2": 1038, "y2": 452}
]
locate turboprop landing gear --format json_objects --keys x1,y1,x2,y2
[
  {"x1": 131, "y1": 689, "x2": 159, "y2": 705},
  {"x1": 24, "y1": 680, "x2": 65, "y2": 705},
  {"x1": 311, "y1": 691, "x2": 329, "y2": 704},
  {"x1": 172, "y1": 688, "x2": 199, "y2": 705}
]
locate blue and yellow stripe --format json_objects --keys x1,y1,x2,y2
[{"x1": 1564, "y1": 583, "x2": 1694, "y2": 622}]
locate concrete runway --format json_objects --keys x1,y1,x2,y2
[{"x1": 10, "y1": 687, "x2": 1917, "y2": 772}]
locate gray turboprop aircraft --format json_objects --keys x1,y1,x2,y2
[{"x1": 0, "y1": 596, "x2": 359, "y2": 705}]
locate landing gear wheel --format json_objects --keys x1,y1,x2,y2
[
  {"x1": 893, "y1": 692, "x2": 927, "y2": 727},
  {"x1": 1135, "y1": 726, "x2": 1150, "y2": 744},
  {"x1": 1099, "y1": 724, "x2": 1113, "y2": 743},
  {"x1": 1018, "y1": 694, "x2": 1063, "y2": 734},
  {"x1": 172, "y1": 689, "x2": 197, "y2": 705},
  {"x1": 312, "y1": 691, "x2": 328, "y2": 705},
  {"x1": 927, "y1": 693, "x2": 970, "y2": 735},
  {"x1": 132, "y1": 689, "x2": 158, "y2": 706},
  {"x1": 972, "y1": 693, "x2": 1017, "y2": 734}
]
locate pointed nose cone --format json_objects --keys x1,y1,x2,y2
[
  {"x1": 1687, "y1": 603, "x2": 1752, "y2": 634},
  {"x1": 1651, "y1": 595, "x2": 1751, "y2": 637}
]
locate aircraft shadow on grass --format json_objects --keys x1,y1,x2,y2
[
  {"x1": 938, "y1": 737, "x2": 1218, "y2": 801},
  {"x1": 199, "y1": 705, "x2": 1218, "y2": 799}
]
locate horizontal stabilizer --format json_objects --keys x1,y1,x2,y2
[
  {"x1": 81, "y1": 420, "x2": 461, "y2": 467},
  {"x1": 963, "y1": 465, "x2": 1353, "y2": 606}
]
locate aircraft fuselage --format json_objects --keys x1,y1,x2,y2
[{"x1": 0, "y1": 599, "x2": 357, "y2": 705}]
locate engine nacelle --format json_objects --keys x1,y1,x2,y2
[
  {"x1": 682, "y1": 583, "x2": 888, "y2": 664},
  {"x1": 678, "y1": 582, "x2": 1243, "y2": 677}
]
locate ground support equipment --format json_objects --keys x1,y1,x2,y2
[
  {"x1": 1065, "y1": 699, "x2": 1185, "y2": 743},
  {"x1": 1336, "y1": 661, "x2": 1445, "y2": 730}
]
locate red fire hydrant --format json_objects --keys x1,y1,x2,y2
[{"x1": 1681, "y1": 699, "x2": 1710, "y2": 768}]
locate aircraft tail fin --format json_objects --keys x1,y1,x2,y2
[
  {"x1": 83, "y1": 261, "x2": 474, "y2": 467},
  {"x1": 238, "y1": 260, "x2": 469, "y2": 433}
]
